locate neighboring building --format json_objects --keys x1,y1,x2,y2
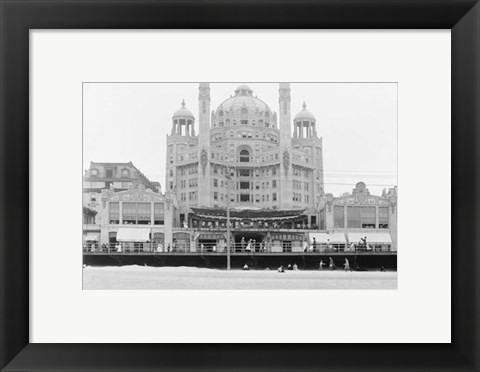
[
  {"x1": 83, "y1": 161, "x2": 161, "y2": 213},
  {"x1": 83, "y1": 161, "x2": 160, "y2": 194},
  {"x1": 83, "y1": 183, "x2": 180, "y2": 251},
  {"x1": 166, "y1": 83, "x2": 325, "y2": 227},
  {"x1": 316, "y1": 182, "x2": 397, "y2": 251}
]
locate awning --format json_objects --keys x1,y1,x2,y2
[
  {"x1": 309, "y1": 232, "x2": 346, "y2": 244},
  {"x1": 348, "y1": 232, "x2": 392, "y2": 244},
  {"x1": 85, "y1": 234, "x2": 98, "y2": 241},
  {"x1": 116, "y1": 228, "x2": 151, "y2": 242}
]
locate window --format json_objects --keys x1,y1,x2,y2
[
  {"x1": 240, "y1": 181, "x2": 250, "y2": 190},
  {"x1": 214, "y1": 179, "x2": 218, "y2": 187},
  {"x1": 170, "y1": 169, "x2": 174, "y2": 177},
  {"x1": 240, "y1": 149, "x2": 250, "y2": 162},
  {"x1": 379, "y1": 207, "x2": 389, "y2": 228},
  {"x1": 91, "y1": 168, "x2": 98, "y2": 176},
  {"x1": 154, "y1": 203, "x2": 164, "y2": 225},
  {"x1": 122, "y1": 202, "x2": 137, "y2": 224},
  {"x1": 272, "y1": 193, "x2": 277, "y2": 201},
  {"x1": 137, "y1": 203, "x2": 151, "y2": 225},
  {"x1": 239, "y1": 169, "x2": 250, "y2": 177},
  {"x1": 106, "y1": 169, "x2": 113, "y2": 178},
  {"x1": 347, "y1": 207, "x2": 361, "y2": 228},
  {"x1": 255, "y1": 182, "x2": 260, "y2": 190},
  {"x1": 360, "y1": 207, "x2": 376, "y2": 228},
  {"x1": 334, "y1": 206, "x2": 345, "y2": 228},
  {"x1": 347, "y1": 206, "x2": 376, "y2": 228},
  {"x1": 241, "y1": 120, "x2": 248, "y2": 125},
  {"x1": 272, "y1": 180, "x2": 277, "y2": 188},
  {"x1": 121, "y1": 169, "x2": 129, "y2": 177},
  {"x1": 109, "y1": 202, "x2": 119, "y2": 224},
  {"x1": 241, "y1": 108, "x2": 248, "y2": 119},
  {"x1": 214, "y1": 192, "x2": 218, "y2": 200},
  {"x1": 240, "y1": 194, "x2": 250, "y2": 202},
  {"x1": 272, "y1": 167, "x2": 276, "y2": 175}
]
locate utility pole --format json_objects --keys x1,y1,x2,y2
[{"x1": 225, "y1": 174, "x2": 232, "y2": 270}]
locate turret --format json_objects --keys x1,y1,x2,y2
[
  {"x1": 171, "y1": 99, "x2": 195, "y2": 136},
  {"x1": 293, "y1": 102, "x2": 317, "y2": 138}
]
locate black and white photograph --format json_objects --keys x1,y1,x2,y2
[{"x1": 82, "y1": 82, "x2": 397, "y2": 289}]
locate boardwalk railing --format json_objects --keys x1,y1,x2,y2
[{"x1": 83, "y1": 242, "x2": 395, "y2": 255}]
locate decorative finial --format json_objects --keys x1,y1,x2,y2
[
  {"x1": 303, "y1": 101, "x2": 307, "y2": 110},
  {"x1": 181, "y1": 99, "x2": 186, "y2": 108}
]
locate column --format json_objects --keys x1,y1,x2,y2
[
  {"x1": 375, "y1": 206, "x2": 379, "y2": 229},
  {"x1": 119, "y1": 202, "x2": 123, "y2": 224},
  {"x1": 344, "y1": 205, "x2": 348, "y2": 229},
  {"x1": 151, "y1": 202, "x2": 155, "y2": 225}
]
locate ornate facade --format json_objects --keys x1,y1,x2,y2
[{"x1": 166, "y1": 83, "x2": 325, "y2": 226}]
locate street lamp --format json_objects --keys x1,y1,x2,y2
[{"x1": 225, "y1": 173, "x2": 232, "y2": 270}]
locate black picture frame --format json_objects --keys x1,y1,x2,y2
[{"x1": 1, "y1": 1, "x2": 479, "y2": 371}]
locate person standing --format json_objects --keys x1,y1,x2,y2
[
  {"x1": 344, "y1": 258, "x2": 350, "y2": 271},
  {"x1": 313, "y1": 237, "x2": 317, "y2": 252},
  {"x1": 241, "y1": 237, "x2": 246, "y2": 252},
  {"x1": 350, "y1": 242, "x2": 355, "y2": 252}
]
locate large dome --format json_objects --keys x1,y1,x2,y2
[
  {"x1": 216, "y1": 84, "x2": 272, "y2": 114},
  {"x1": 172, "y1": 99, "x2": 195, "y2": 119}
]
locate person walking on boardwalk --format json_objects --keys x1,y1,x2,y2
[
  {"x1": 241, "y1": 237, "x2": 246, "y2": 252},
  {"x1": 329, "y1": 257, "x2": 335, "y2": 270},
  {"x1": 344, "y1": 258, "x2": 351, "y2": 271},
  {"x1": 319, "y1": 260, "x2": 325, "y2": 270}
]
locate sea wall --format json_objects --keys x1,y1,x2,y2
[{"x1": 83, "y1": 253, "x2": 397, "y2": 271}]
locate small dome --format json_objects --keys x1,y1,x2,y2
[
  {"x1": 294, "y1": 102, "x2": 316, "y2": 121},
  {"x1": 173, "y1": 99, "x2": 195, "y2": 119}
]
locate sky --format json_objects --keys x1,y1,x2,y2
[{"x1": 83, "y1": 82, "x2": 397, "y2": 196}]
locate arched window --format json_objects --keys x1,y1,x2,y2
[
  {"x1": 240, "y1": 108, "x2": 248, "y2": 125},
  {"x1": 240, "y1": 149, "x2": 250, "y2": 162}
]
